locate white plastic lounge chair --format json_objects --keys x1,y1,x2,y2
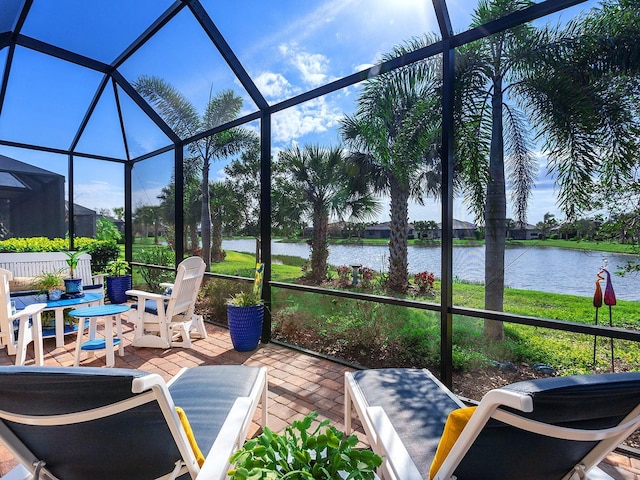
[
  {"x1": 0, "y1": 268, "x2": 46, "y2": 366},
  {"x1": 0, "y1": 364, "x2": 268, "y2": 480},
  {"x1": 345, "y1": 368, "x2": 640, "y2": 480},
  {"x1": 126, "y1": 256, "x2": 207, "y2": 348}
]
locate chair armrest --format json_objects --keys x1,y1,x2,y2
[
  {"x1": 92, "y1": 273, "x2": 105, "y2": 285},
  {"x1": 159, "y1": 283, "x2": 174, "y2": 289},
  {"x1": 11, "y1": 303, "x2": 46, "y2": 320},
  {"x1": 125, "y1": 290, "x2": 164, "y2": 301},
  {"x1": 196, "y1": 397, "x2": 253, "y2": 480},
  {"x1": 367, "y1": 406, "x2": 422, "y2": 480}
]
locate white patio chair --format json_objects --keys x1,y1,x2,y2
[
  {"x1": 0, "y1": 364, "x2": 268, "y2": 480},
  {"x1": 345, "y1": 368, "x2": 640, "y2": 480},
  {"x1": 0, "y1": 268, "x2": 46, "y2": 366},
  {"x1": 126, "y1": 256, "x2": 207, "y2": 348}
]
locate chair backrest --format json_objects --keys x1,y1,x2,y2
[
  {"x1": 0, "y1": 269, "x2": 15, "y2": 348},
  {"x1": 166, "y1": 256, "x2": 205, "y2": 320},
  {"x1": 0, "y1": 366, "x2": 197, "y2": 480},
  {"x1": 0, "y1": 252, "x2": 95, "y2": 286},
  {"x1": 448, "y1": 372, "x2": 640, "y2": 480}
]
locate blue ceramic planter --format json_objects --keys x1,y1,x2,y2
[
  {"x1": 106, "y1": 275, "x2": 132, "y2": 304},
  {"x1": 227, "y1": 304, "x2": 264, "y2": 352}
]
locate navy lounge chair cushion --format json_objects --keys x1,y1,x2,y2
[
  {"x1": 169, "y1": 365, "x2": 264, "y2": 454},
  {"x1": 353, "y1": 369, "x2": 640, "y2": 480},
  {"x1": 351, "y1": 369, "x2": 460, "y2": 478},
  {"x1": 454, "y1": 372, "x2": 640, "y2": 480},
  {"x1": 0, "y1": 365, "x2": 265, "y2": 480}
]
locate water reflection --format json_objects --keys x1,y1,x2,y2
[{"x1": 222, "y1": 239, "x2": 639, "y2": 301}]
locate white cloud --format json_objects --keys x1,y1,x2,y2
[
  {"x1": 279, "y1": 43, "x2": 330, "y2": 87},
  {"x1": 75, "y1": 180, "x2": 125, "y2": 212},
  {"x1": 272, "y1": 97, "x2": 343, "y2": 144},
  {"x1": 253, "y1": 72, "x2": 292, "y2": 101}
]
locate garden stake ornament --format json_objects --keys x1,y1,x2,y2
[{"x1": 593, "y1": 260, "x2": 616, "y2": 372}]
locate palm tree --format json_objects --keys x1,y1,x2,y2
[
  {"x1": 340, "y1": 37, "x2": 442, "y2": 292},
  {"x1": 455, "y1": 0, "x2": 640, "y2": 340},
  {"x1": 278, "y1": 144, "x2": 379, "y2": 284},
  {"x1": 134, "y1": 76, "x2": 253, "y2": 269}
]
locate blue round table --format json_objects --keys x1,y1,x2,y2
[{"x1": 69, "y1": 304, "x2": 130, "y2": 367}]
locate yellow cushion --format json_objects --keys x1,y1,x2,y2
[
  {"x1": 176, "y1": 406, "x2": 205, "y2": 467},
  {"x1": 9, "y1": 276, "x2": 37, "y2": 291},
  {"x1": 429, "y1": 406, "x2": 476, "y2": 479}
]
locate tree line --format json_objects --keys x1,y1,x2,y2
[{"x1": 132, "y1": 0, "x2": 640, "y2": 341}]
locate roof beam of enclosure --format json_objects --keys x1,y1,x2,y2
[
  {"x1": 69, "y1": 74, "x2": 110, "y2": 152},
  {"x1": 111, "y1": 71, "x2": 181, "y2": 145},
  {"x1": 112, "y1": 0, "x2": 186, "y2": 69},
  {"x1": 112, "y1": 78, "x2": 132, "y2": 162},
  {"x1": 16, "y1": 34, "x2": 111, "y2": 73},
  {"x1": 0, "y1": 139, "x2": 127, "y2": 163},
  {"x1": 452, "y1": 0, "x2": 588, "y2": 48},
  {"x1": 0, "y1": 0, "x2": 31, "y2": 117},
  {"x1": 0, "y1": 42, "x2": 15, "y2": 118},
  {"x1": 185, "y1": 0, "x2": 269, "y2": 111}
]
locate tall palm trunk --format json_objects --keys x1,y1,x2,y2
[
  {"x1": 484, "y1": 75, "x2": 506, "y2": 340},
  {"x1": 388, "y1": 180, "x2": 409, "y2": 292},
  {"x1": 189, "y1": 224, "x2": 198, "y2": 251},
  {"x1": 311, "y1": 205, "x2": 329, "y2": 283},
  {"x1": 201, "y1": 160, "x2": 212, "y2": 270},
  {"x1": 211, "y1": 215, "x2": 223, "y2": 262}
]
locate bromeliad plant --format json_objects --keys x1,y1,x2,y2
[
  {"x1": 228, "y1": 411, "x2": 381, "y2": 479},
  {"x1": 413, "y1": 270, "x2": 435, "y2": 295}
]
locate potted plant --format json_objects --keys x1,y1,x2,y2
[
  {"x1": 228, "y1": 411, "x2": 382, "y2": 479},
  {"x1": 64, "y1": 250, "x2": 84, "y2": 295},
  {"x1": 227, "y1": 290, "x2": 264, "y2": 352},
  {"x1": 35, "y1": 270, "x2": 64, "y2": 301},
  {"x1": 104, "y1": 259, "x2": 131, "y2": 304}
]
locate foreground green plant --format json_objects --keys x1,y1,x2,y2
[{"x1": 228, "y1": 411, "x2": 381, "y2": 479}]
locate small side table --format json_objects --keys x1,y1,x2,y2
[{"x1": 69, "y1": 304, "x2": 130, "y2": 368}]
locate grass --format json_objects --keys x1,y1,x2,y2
[{"x1": 129, "y1": 239, "x2": 640, "y2": 374}]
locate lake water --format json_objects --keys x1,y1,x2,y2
[{"x1": 222, "y1": 239, "x2": 640, "y2": 301}]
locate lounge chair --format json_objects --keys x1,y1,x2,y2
[
  {"x1": 0, "y1": 364, "x2": 268, "y2": 480},
  {"x1": 345, "y1": 368, "x2": 640, "y2": 480},
  {"x1": 126, "y1": 256, "x2": 207, "y2": 349}
]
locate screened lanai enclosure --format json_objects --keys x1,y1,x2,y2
[{"x1": 1, "y1": 0, "x2": 639, "y2": 386}]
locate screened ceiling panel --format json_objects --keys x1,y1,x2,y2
[
  {"x1": 0, "y1": 47, "x2": 104, "y2": 150},
  {"x1": 205, "y1": 0, "x2": 439, "y2": 105},
  {"x1": 116, "y1": 84, "x2": 172, "y2": 159},
  {"x1": 0, "y1": 0, "x2": 23, "y2": 35},
  {"x1": 20, "y1": 0, "x2": 175, "y2": 64},
  {"x1": 118, "y1": 7, "x2": 259, "y2": 137},
  {"x1": 75, "y1": 81, "x2": 128, "y2": 159}
]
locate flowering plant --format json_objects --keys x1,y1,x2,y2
[
  {"x1": 414, "y1": 271, "x2": 435, "y2": 294},
  {"x1": 336, "y1": 265, "x2": 351, "y2": 287}
]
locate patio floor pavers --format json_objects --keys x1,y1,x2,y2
[{"x1": 0, "y1": 315, "x2": 638, "y2": 479}]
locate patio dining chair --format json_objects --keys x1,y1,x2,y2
[
  {"x1": 0, "y1": 364, "x2": 268, "y2": 480},
  {"x1": 126, "y1": 256, "x2": 207, "y2": 349},
  {"x1": 0, "y1": 268, "x2": 46, "y2": 366},
  {"x1": 345, "y1": 368, "x2": 640, "y2": 480}
]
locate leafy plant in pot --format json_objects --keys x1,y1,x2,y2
[
  {"x1": 35, "y1": 270, "x2": 65, "y2": 301},
  {"x1": 227, "y1": 290, "x2": 264, "y2": 352},
  {"x1": 64, "y1": 250, "x2": 85, "y2": 295},
  {"x1": 228, "y1": 411, "x2": 382, "y2": 479},
  {"x1": 104, "y1": 259, "x2": 131, "y2": 304}
]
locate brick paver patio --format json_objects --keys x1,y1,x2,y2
[{"x1": 0, "y1": 315, "x2": 638, "y2": 479}]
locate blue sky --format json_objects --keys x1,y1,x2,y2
[{"x1": 0, "y1": 0, "x2": 599, "y2": 226}]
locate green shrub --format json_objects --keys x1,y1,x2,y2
[
  {"x1": 133, "y1": 247, "x2": 175, "y2": 289},
  {"x1": 202, "y1": 279, "x2": 251, "y2": 323},
  {"x1": 0, "y1": 237, "x2": 119, "y2": 274}
]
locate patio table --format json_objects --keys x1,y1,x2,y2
[{"x1": 13, "y1": 292, "x2": 104, "y2": 348}]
